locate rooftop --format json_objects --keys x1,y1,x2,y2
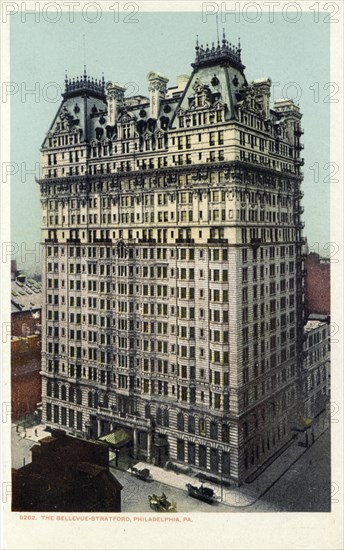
[
  {"x1": 11, "y1": 275, "x2": 42, "y2": 314},
  {"x1": 304, "y1": 320, "x2": 327, "y2": 332},
  {"x1": 193, "y1": 31, "x2": 244, "y2": 72},
  {"x1": 63, "y1": 69, "x2": 106, "y2": 100}
]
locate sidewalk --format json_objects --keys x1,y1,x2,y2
[
  {"x1": 14, "y1": 423, "x2": 51, "y2": 444},
  {"x1": 129, "y1": 461, "x2": 256, "y2": 507},
  {"x1": 127, "y1": 425, "x2": 329, "y2": 508}
]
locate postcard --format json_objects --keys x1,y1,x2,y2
[{"x1": 1, "y1": 1, "x2": 343, "y2": 549}]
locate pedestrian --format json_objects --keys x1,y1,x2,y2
[
  {"x1": 35, "y1": 428, "x2": 38, "y2": 437},
  {"x1": 16, "y1": 425, "x2": 19, "y2": 433}
]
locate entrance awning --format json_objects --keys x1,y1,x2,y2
[{"x1": 98, "y1": 428, "x2": 132, "y2": 449}]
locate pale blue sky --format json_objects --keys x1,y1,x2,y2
[{"x1": 10, "y1": 11, "x2": 330, "y2": 269}]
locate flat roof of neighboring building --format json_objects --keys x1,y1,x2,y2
[
  {"x1": 304, "y1": 320, "x2": 326, "y2": 332},
  {"x1": 11, "y1": 277, "x2": 42, "y2": 314},
  {"x1": 308, "y1": 313, "x2": 329, "y2": 322}
]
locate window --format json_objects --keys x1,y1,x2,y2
[
  {"x1": 199, "y1": 419, "x2": 206, "y2": 436},
  {"x1": 210, "y1": 421, "x2": 218, "y2": 440},
  {"x1": 177, "y1": 412, "x2": 184, "y2": 431},
  {"x1": 188, "y1": 416, "x2": 195, "y2": 434},
  {"x1": 222, "y1": 424, "x2": 229, "y2": 443},
  {"x1": 163, "y1": 409, "x2": 169, "y2": 427},
  {"x1": 177, "y1": 439, "x2": 185, "y2": 461}
]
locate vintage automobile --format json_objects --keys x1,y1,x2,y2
[
  {"x1": 148, "y1": 493, "x2": 177, "y2": 512},
  {"x1": 129, "y1": 465, "x2": 151, "y2": 481},
  {"x1": 186, "y1": 483, "x2": 217, "y2": 504}
]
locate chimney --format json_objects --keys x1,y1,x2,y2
[
  {"x1": 147, "y1": 72, "x2": 169, "y2": 119},
  {"x1": 11, "y1": 260, "x2": 17, "y2": 281},
  {"x1": 177, "y1": 75, "x2": 189, "y2": 91},
  {"x1": 251, "y1": 78, "x2": 272, "y2": 119},
  {"x1": 106, "y1": 82, "x2": 126, "y2": 125}
]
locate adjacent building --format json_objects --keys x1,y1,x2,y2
[
  {"x1": 38, "y1": 35, "x2": 305, "y2": 484},
  {"x1": 302, "y1": 319, "x2": 330, "y2": 420},
  {"x1": 11, "y1": 261, "x2": 42, "y2": 421},
  {"x1": 12, "y1": 429, "x2": 122, "y2": 511},
  {"x1": 304, "y1": 252, "x2": 330, "y2": 317}
]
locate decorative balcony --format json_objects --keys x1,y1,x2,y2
[
  {"x1": 294, "y1": 127, "x2": 304, "y2": 136},
  {"x1": 295, "y1": 158, "x2": 305, "y2": 167},
  {"x1": 207, "y1": 238, "x2": 228, "y2": 244}
]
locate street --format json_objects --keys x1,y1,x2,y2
[
  {"x1": 114, "y1": 429, "x2": 331, "y2": 513},
  {"x1": 260, "y1": 428, "x2": 331, "y2": 512},
  {"x1": 11, "y1": 424, "x2": 331, "y2": 513}
]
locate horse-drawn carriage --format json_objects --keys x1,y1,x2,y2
[
  {"x1": 186, "y1": 483, "x2": 217, "y2": 504},
  {"x1": 148, "y1": 493, "x2": 177, "y2": 512},
  {"x1": 129, "y1": 466, "x2": 151, "y2": 481}
]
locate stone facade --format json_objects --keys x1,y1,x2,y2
[
  {"x1": 38, "y1": 36, "x2": 305, "y2": 484},
  {"x1": 302, "y1": 320, "x2": 330, "y2": 419}
]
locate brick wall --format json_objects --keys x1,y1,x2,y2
[
  {"x1": 304, "y1": 253, "x2": 330, "y2": 315},
  {"x1": 11, "y1": 335, "x2": 42, "y2": 420},
  {"x1": 11, "y1": 309, "x2": 41, "y2": 338}
]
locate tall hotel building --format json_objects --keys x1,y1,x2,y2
[{"x1": 39, "y1": 35, "x2": 305, "y2": 484}]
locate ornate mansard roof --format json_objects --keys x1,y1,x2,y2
[{"x1": 41, "y1": 33, "x2": 300, "y2": 150}]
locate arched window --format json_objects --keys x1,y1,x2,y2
[
  {"x1": 53, "y1": 383, "x2": 59, "y2": 399},
  {"x1": 145, "y1": 404, "x2": 151, "y2": 419},
  {"x1": 69, "y1": 386, "x2": 75, "y2": 403},
  {"x1": 103, "y1": 395, "x2": 109, "y2": 409},
  {"x1": 188, "y1": 415, "x2": 195, "y2": 434},
  {"x1": 199, "y1": 418, "x2": 206, "y2": 436},
  {"x1": 243, "y1": 422, "x2": 248, "y2": 439},
  {"x1": 88, "y1": 392, "x2": 93, "y2": 408},
  {"x1": 76, "y1": 388, "x2": 82, "y2": 404},
  {"x1": 61, "y1": 385, "x2": 66, "y2": 401},
  {"x1": 177, "y1": 412, "x2": 184, "y2": 431},
  {"x1": 156, "y1": 407, "x2": 162, "y2": 426},
  {"x1": 47, "y1": 381, "x2": 52, "y2": 397},
  {"x1": 210, "y1": 421, "x2": 218, "y2": 440},
  {"x1": 163, "y1": 409, "x2": 169, "y2": 427},
  {"x1": 94, "y1": 393, "x2": 99, "y2": 409},
  {"x1": 222, "y1": 424, "x2": 230, "y2": 443}
]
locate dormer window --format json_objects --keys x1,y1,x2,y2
[{"x1": 196, "y1": 94, "x2": 203, "y2": 108}]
